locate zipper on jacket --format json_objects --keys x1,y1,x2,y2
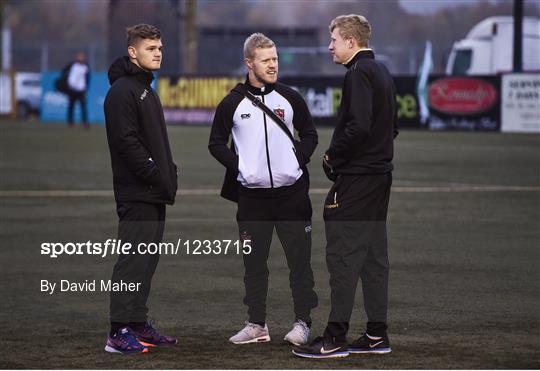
[{"x1": 261, "y1": 93, "x2": 275, "y2": 190}]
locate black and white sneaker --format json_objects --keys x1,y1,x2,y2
[
  {"x1": 348, "y1": 333, "x2": 391, "y2": 354},
  {"x1": 292, "y1": 336, "x2": 349, "y2": 359}
]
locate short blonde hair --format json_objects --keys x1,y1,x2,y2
[
  {"x1": 329, "y1": 14, "x2": 371, "y2": 48},
  {"x1": 243, "y1": 33, "x2": 275, "y2": 59}
]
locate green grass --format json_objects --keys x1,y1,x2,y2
[{"x1": 0, "y1": 121, "x2": 539, "y2": 369}]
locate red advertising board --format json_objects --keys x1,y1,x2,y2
[
  {"x1": 429, "y1": 77, "x2": 498, "y2": 115},
  {"x1": 428, "y1": 76, "x2": 500, "y2": 131}
]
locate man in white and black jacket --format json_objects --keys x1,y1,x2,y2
[
  {"x1": 60, "y1": 51, "x2": 90, "y2": 127},
  {"x1": 103, "y1": 24, "x2": 178, "y2": 354},
  {"x1": 209, "y1": 33, "x2": 318, "y2": 346}
]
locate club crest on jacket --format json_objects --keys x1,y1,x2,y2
[{"x1": 273, "y1": 108, "x2": 285, "y2": 120}]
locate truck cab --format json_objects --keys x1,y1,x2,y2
[{"x1": 446, "y1": 16, "x2": 540, "y2": 75}]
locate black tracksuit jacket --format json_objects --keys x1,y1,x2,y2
[
  {"x1": 104, "y1": 56, "x2": 177, "y2": 205},
  {"x1": 326, "y1": 50, "x2": 398, "y2": 175}
]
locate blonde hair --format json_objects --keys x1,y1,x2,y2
[
  {"x1": 243, "y1": 33, "x2": 275, "y2": 59},
  {"x1": 329, "y1": 14, "x2": 371, "y2": 48}
]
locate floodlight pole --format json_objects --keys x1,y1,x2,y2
[
  {"x1": 183, "y1": 0, "x2": 197, "y2": 74},
  {"x1": 513, "y1": 0, "x2": 523, "y2": 72}
]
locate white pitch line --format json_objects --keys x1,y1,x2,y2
[
  {"x1": 389, "y1": 185, "x2": 540, "y2": 193},
  {"x1": 0, "y1": 185, "x2": 539, "y2": 197}
]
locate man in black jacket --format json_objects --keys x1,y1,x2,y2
[
  {"x1": 103, "y1": 24, "x2": 178, "y2": 354},
  {"x1": 293, "y1": 14, "x2": 398, "y2": 359},
  {"x1": 209, "y1": 33, "x2": 318, "y2": 346}
]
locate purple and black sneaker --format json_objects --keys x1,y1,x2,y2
[
  {"x1": 105, "y1": 327, "x2": 149, "y2": 354},
  {"x1": 133, "y1": 321, "x2": 178, "y2": 347}
]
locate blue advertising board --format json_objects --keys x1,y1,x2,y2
[{"x1": 40, "y1": 72, "x2": 109, "y2": 125}]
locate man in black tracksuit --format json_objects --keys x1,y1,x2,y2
[
  {"x1": 293, "y1": 15, "x2": 398, "y2": 359},
  {"x1": 209, "y1": 33, "x2": 318, "y2": 346},
  {"x1": 103, "y1": 24, "x2": 178, "y2": 354}
]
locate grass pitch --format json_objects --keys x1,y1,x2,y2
[{"x1": 0, "y1": 121, "x2": 539, "y2": 369}]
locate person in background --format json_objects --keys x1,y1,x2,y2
[{"x1": 62, "y1": 51, "x2": 90, "y2": 128}]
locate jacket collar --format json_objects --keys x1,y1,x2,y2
[
  {"x1": 244, "y1": 75, "x2": 275, "y2": 95},
  {"x1": 344, "y1": 49, "x2": 375, "y2": 69},
  {"x1": 108, "y1": 56, "x2": 154, "y2": 86}
]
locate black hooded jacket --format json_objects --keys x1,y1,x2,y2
[{"x1": 104, "y1": 56, "x2": 177, "y2": 205}]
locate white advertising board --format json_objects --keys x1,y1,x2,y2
[{"x1": 501, "y1": 73, "x2": 540, "y2": 133}]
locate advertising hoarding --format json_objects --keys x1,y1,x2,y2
[
  {"x1": 40, "y1": 72, "x2": 109, "y2": 125},
  {"x1": 501, "y1": 73, "x2": 540, "y2": 133},
  {"x1": 427, "y1": 76, "x2": 500, "y2": 131}
]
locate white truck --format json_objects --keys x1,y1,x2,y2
[{"x1": 445, "y1": 16, "x2": 540, "y2": 75}]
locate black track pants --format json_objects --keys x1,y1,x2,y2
[
  {"x1": 236, "y1": 177, "x2": 318, "y2": 323},
  {"x1": 109, "y1": 202, "x2": 165, "y2": 323},
  {"x1": 323, "y1": 173, "x2": 392, "y2": 340},
  {"x1": 67, "y1": 90, "x2": 87, "y2": 124}
]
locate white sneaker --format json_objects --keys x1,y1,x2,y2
[
  {"x1": 229, "y1": 322, "x2": 271, "y2": 344},
  {"x1": 284, "y1": 320, "x2": 310, "y2": 346}
]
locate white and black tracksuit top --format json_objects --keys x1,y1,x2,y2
[{"x1": 209, "y1": 80, "x2": 318, "y2": 189}]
